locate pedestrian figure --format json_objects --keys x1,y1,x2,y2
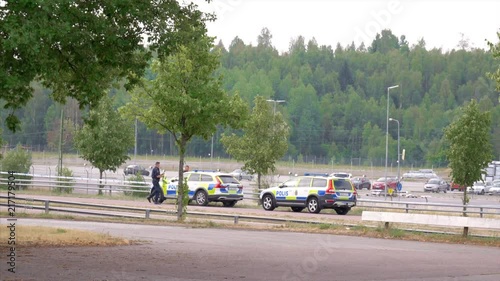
[{"x1": 147, "y1": 162, "x2": 165, "y2": 204}]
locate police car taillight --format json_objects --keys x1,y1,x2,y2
[
  {"x1": 326, "y1": 180, "x2": 335, "y2": 194},
  {"x1": 214, "y1": 177, "x2": 222, "y2": 188}
]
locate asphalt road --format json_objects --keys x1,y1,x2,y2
[{"x1": 2, "y1": 218, "x2": 499, "y2": 281}]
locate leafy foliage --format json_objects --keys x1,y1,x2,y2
[
  {"x1": 74, "y1": 96, "x2": 134, "y2": 194},
  {"x1": 221, "y1": 96, "x2": 289, "y2": 189},
  {"x1": 55, "y1": 166, "x2": 74, "y2": 194},
  {"x1": 123, "y1": 173, "x2": 148, "y2": 197},
  {"x1": 444, "y1": 99, "x2": 493, "y2": 208},
  {"x1": 0, "y1": 144, "x2": 32, "y2": 190},
  {"x1": 487, "y1": 31, "x2": 500, "y2": 93},
  {"x1": 0, "y1": 0, "x2": 209, "y2": 132}
]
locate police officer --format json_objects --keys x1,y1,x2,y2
[{"x1": 147, "y1": 161, "x2": 165, "y2": 204}]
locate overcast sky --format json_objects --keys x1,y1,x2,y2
[{"x1": 193, "y1": 0, "x2": 500, "y2": 53}]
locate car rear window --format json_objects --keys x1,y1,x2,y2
[
  {"x1": 218, "y1": 175, "x2": 240, "y2": 184},
  {"x1": 333, "y1": 179, "x2": 353, "y2": 190}
]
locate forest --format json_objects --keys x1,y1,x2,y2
[{"x1": 1, "y1": 29, "x2": 499, "y2": 168}]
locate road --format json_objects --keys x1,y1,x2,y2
[{"x1": 1, "y1": 218, "x2": 499, "y2": 281}]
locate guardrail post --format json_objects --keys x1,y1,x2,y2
[
  {"x1": 234, "y1": 215, "x2": 239, "y2": 224},
  {"x1": 480, "y1": 207, "x2": 483, "y2": 218},
  {"x1": 384, "y1": 222, "x2": 389, "y2": 229},
  {"x1": 45, "y1": 200, "x2": 50, "y2": 214},
  {"x1": 145, "y1": 209, "x2": 150, "y2": 219},
  {"x1": 405, "y1": 204, "x2": 409, "y2": 213}
]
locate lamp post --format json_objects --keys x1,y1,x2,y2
[
  {"x1": 389, "y1": 118, "x2": 400, "y2": 191},
  {"x1": 266, "y1": 99, "x2": 286, "y2": 114},
  {"x1": 385, "y1": 85, "x2": 399, "y2": 198}
]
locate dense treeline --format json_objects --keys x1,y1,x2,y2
[{"x1": 1, "y1": 29, "x2": 499, "y2": 168}]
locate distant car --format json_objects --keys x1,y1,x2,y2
[
  {"x1": 450, "y1": 182, "x2": 467, "y2": 192},
  {"x1": 124, "y1": 165, "x2": 150, "y2": 176},
  {"x1": 424, "y1": 178, "x2": 448, "y2": 193},
  {"x1": 331, "y1": 172, "x2": 352, "y2": 179},
  {"x1": 487, "y1": 181, "x2": 500, "y2": 195},
  {"x1": 229, "y1": 169, "x2": 254, "y2": 181},
  {"x1": 469, "y1": 181, "x2": 492, "y2": 195},
  {"x1": 351, "y1": 176, "x2": 371, "y2": 190},
  {"x1": 371, "y1": 177, "x2": 398, "y2": 190}
]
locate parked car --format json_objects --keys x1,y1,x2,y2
[
  {"x1": 124, "y1": 165, "x2": 150, "y2": 176},
  {"x1": 487, "y1": 181, "x2": 500, "y2": 195},
  {"x1": 469, "y1": 181, "x2": 492, "y2": 195},
  {"x1": 351, "y1": 176, "x2": 371, "y2": 190},
  {"x1": 371, "y1": 177, "x2": 398, "y2": 190},
  {"x1": 166, "y1": 170, "x2": 243, "y2": 207},
  {"x1": 424, "y1": 178, "x2": 448, "y2": 193},
  {"x1": 450, "y1": 182, "x2": 467, "y2": 191},
  {"x1": 259, "y1": 174, "x2": 357, "y2": 215},
  {"x1": 229, "y1": 169, "x2": 254, "y2": 181}
]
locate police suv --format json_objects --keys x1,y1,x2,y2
[
  {"x1": 165, "y1": 170, "x2": 243, "y2": 207},
  {"x1": 259, "y1": 173, "x2": 357, "y2": 215}
]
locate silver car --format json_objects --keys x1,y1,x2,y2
[
  {"x1": 424, "y1": 178, "x2": 448, "y2": 193},
  {"x1": 229, "y1": 169, "x2": 254, "y2": 181}
]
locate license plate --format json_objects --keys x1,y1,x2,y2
[
  {"x1": 339, "y1": 193, "x2": 349, "y2": 196},
  {"x1": 228, "y1": 187, "x2": 238, "y2": 191}
]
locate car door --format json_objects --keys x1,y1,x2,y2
[
  {"x1": 275, "y1": 179, "x2": 298, "y2": 205},
  {"x1": 186, "y1": 173, "x2": 201, "y2": 198}
]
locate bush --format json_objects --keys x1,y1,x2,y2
[
  {"x1": 123, "y1": 173, "x2": 149, "y2": 197},
  {"x1": 0, "y1": 145, "x2": 32, "y2": 190},
  {"x1": 54, "y1": 167, "x2": 74, "y2": 193}
]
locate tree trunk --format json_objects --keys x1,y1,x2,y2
[
  {"x1": 98, "y1": 169, "x2": 103, "y2": 195},
  {"x1": 462, "y1": 188, "x2": 468, "y2": 217},
  {"x1": 257, "y1": 173, "x2": 261, "y2": 190},
  {"x1": 176, "y1": 137, "x2": 188, "y2": 221}
]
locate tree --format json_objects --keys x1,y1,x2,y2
[
  {"x1": 0, "y1": 1, "x2": 210, "y2": 133},
  {"x1": 444, "y1": 100, "x2": 492, "y2": 236},
  {"x1": 121, "y1": 32, "x2": 248, "y2": 221},
  {"x1": 487, "y1": 31, "x2": 500, "y2": 92},
  {"x1": 74, "y1": 96, "x2": 134, "y2": 195},
  {"x1": 221, "y1": 96, "x2": 289, "y2": 189}
]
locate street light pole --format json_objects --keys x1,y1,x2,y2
[
  {"x1": 266, "y1": 99, "x2": 286, "y2": 115},
  {"x1": 389, "y1": 118, "x2": 400, "y2": 190},
  {"x1": 385, "y1": 85, "x2": 399, "y2": 198}
]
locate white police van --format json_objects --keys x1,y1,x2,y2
[{"x1": 259, "y1": 173, "x2": 357, "y2": 215}]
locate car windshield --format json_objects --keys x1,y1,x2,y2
[
  {"x1": 376, "y1": 177, "x2": 390, "y2": 182},
  {"x1": 333, "y1": 179, "x2": 352, "y2": 190},
  {"x1": 428, "y1": 179, "x2": 440, "y2": 184}
]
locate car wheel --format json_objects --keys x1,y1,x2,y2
[
  {"x1": 307, "y1": 197, "x2": 321, "y2": 214},
  {"x1": 480, "y1": 190, "x2": 485, "y2": 195},
  {"x1": 334, "y1": 207, "x2": 350, "y2": 215},
  {"x1": 262, "y1": 194, "x2": 275, "y2": 211},
  {"x1": 195, "y1": 190, "x2": 209, "y2": 206},
  {"x1": 223, "y1": 201, "x2": 237, "y2": 207},
  {"x1": 291, "y1": 207, "x2": 304, "y2": 212}
]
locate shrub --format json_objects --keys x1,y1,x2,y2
[
  {"x1": 123, "y1": 173, "x2": 149, "y2": 197},
  {"x1": 54, "y1": 167, "x2": 74, "y2": 193},
  {"x1": 0, "y1": 145, "x2": 32, "y2": 190}
]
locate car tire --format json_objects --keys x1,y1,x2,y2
[
  {"x1": 307, "y1": 197, "x2": 321, "y2": 214},
  {"x1": 334, "y1": 207, "x2": 350, "y2": 215},
  {"x1": 223, "y1": 201, "x2": 237, "y2": 207},
  {"x1": 262, "y1": 194, "x2": 275, "y2": 211},
  {"x1": 291, "y1": 207, "x2": 304, "y2": 212},
  {"x1": 480, "y1": 190, "x2": 485, "y2": 195},
  {"x1": 195, "y1": 190, "x2": 209, "y2": 206}
]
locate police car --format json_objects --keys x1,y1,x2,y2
[
  {"x1": 259, "y1": 173, "x2": 357, "y2": 215},
  {"x1": 165, "y1": 170, "x2": 243, "y2": 207}
]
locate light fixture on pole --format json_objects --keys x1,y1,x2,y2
[
  {"x1": 389, "y1": 118, "x2": 400, "y2": 192},
  {"x1": 266, "y1": 99, "x2": 286, "y2": 114},
  {"x1": 385, "y1": 85, "x2": 399, "y2": 198}
]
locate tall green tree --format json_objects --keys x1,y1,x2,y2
[
  {"x1": 444, "y1": 99, "x2": 492, "y2": 236},
  {"x1": 221, "y1": 96, "x2": 289, "y2": 189},
  {"x1": 74, "y1": 96, "x2": 134, "y2": 195},
  {"x1": 121, "y1": 32, "x2": 248, "y2": 221},
  {"x1": 487, "y1": 31, "x2": 500, "y2": 93},
  {"x1": 0, "y1": 0, "x2": 209, "y2": 133}
]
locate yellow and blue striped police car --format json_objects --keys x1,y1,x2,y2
[
  {"x1": 165, "y1": 170, "x2": 244, "y2": 207},
  {"x1": 259, "y1": 173, "x2": 357, "y2": 214}
]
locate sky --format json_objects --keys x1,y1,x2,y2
[{"x1": 193, "y1": 0, "x2": 500, "y2": 53}]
